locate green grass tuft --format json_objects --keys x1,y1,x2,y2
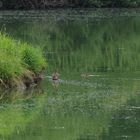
[
  {"x1": 21, "y1": 43, "x2": 46, "y2": 73},
  {"x1": 0, "y1": 33, "x2": 47, "y2": 88}
]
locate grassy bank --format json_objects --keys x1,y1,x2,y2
[
  {"x1": 0, "y1": 0, "x2": 140, "y2": 9},
  {"x1": 0, "y1": 33, "x2": 46, "y2": 89}
]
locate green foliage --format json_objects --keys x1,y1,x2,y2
[
  {"x1": 0, "y1": 33, "x2": 24, "y2": 81},
  {"x1": 21, "y1": 44, "x2": 46, "y2": 73},
  {"x1": 0, "y1": 55, "x2": 23, "y2": 80},
  {"x1": 0, "y1": 33, "x2": 46, "y2": 87}
]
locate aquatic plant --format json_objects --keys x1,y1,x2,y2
[{"x1": 0, "y1": 33, "x2": 47, "y2": 88}]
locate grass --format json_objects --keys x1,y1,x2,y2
[{"x1": 0, "y1": 32, "x2": 47, "y2": 88}]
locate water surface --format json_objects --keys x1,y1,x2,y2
[{"x1": 0, "y1": 9, "x2": 140, "y2": 140}]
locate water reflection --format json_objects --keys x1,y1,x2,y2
[
  {"x1": 1, "y1": 14, "x2": 140, "y2": 74},
  {"x1": 4, "y1": 77, "x2": 140, "y2": 140},
  {"x1": 0, "y1": 88, "x2": 46, "y2": 139},
  {"x1": 0, "y1": 10, "x2": 140, "y2": 140},
  {"x1": 102, "y1": 96, "x2": 140, "y2": 140}
]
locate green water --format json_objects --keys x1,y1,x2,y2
[{"x1": 0, "y1": 9, "x2": 140, "y2": 140}]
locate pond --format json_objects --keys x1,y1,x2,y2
[{"x1": 0, "y1": 9, "x2": 140, "y2": 140}]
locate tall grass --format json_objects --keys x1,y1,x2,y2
[
  {"x1": 21, "y1": 44, "x2": 46, "y2": 73},
  {"x1": 0, "y1": 33, "x2": 46, "y2": 88}
]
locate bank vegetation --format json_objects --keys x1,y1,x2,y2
[{"x1": 0, "y1": 33, "x2": 46, "y2": 89}]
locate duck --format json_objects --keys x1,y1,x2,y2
[
  {"x1": 81, "y1": 73, "x2": 91, "y2": 78},
  {"x1": 52, "y1": 73, "x2": 59, "y2": 80}
]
